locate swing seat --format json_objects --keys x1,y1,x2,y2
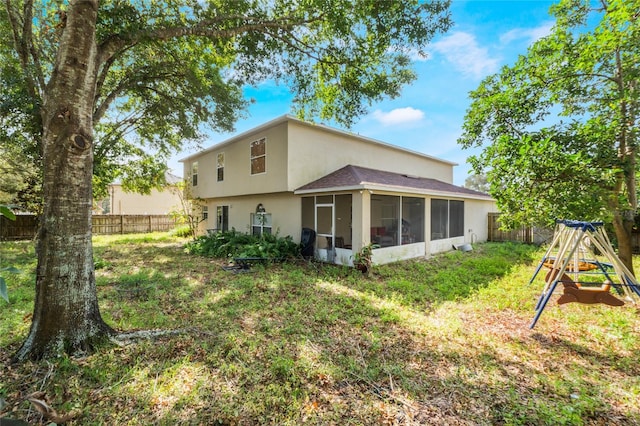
[
  {"x1": 542, "y1": 258, "x2": 597, "y2": 272},
  {"x1": 547, "y1": 271, "x2": 625, "y2": 306}
]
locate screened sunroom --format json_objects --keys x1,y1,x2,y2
[{"x1": 295, "y1": 165, "x2": 494, "y2": 266}]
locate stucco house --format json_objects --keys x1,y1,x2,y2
[
  {"x1": 180, "y1": 115, "x2": 496, "y2": 266},
  {"x1": 104, "y1": 172, "x2": 183, "y2": 215}
]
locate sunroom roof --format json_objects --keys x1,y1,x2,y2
[{"x1": 294, "y1": 165, "x2": 493, "y2": 200}]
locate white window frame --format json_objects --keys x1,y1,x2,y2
[
  {"x1": 250, "y1": 137, "x2": 266, "y2": 175},
  {"x1": 430, "y1": 199, "x2": 464, "y2": 241},
  {"x1": 217, "y1": 152, "x2": 224, "y2": 182},
  {"x1": 251, "y1": 212, "x2": 272, "y2": 236},
  {"x1": 217, "y1": 205, "x2": 229, "y2": 232},
  {"x1": 192, "y1": 161, "x2": 198, "y2": 186}
]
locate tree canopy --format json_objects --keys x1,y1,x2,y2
[
  {"x1": 464, "y1": 173, "x2": 490, "y2": 193},
  {"x1": 458, "y1": 0, "x2": 639, "y2": 270},
  {"x1": 2, "y1": 0, "x2": 452, "y2": 207}
]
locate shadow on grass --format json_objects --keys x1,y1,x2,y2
[{"x1": 3, "y1": 239, "x2": 640, "y2": 424}]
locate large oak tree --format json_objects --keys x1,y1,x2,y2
[
  {"x1": 459, "y1": 0, "x2": 639, "y2": 273},
  {"x1": 3, "y1": 0, "x2": 452, "y2": 360}
]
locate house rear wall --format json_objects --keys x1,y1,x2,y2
[
  {"x1": 185, "y1": 118, "x2": 456, "y2": 201},
  {"x1": 286, "y1": 121, "x2": 454, "y2": 190},
  {"x1": 202, "y1": 193, "x2": 302, "y2": 240}
]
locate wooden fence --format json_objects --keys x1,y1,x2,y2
[
  {"x1": 92, "y1": 215, "x2": 177, "y2": 235},
  {"x1": 0, "y1": 214, "x2": 39, "y2": 241},
  {"x1": 0, "y1": 214, "x2": 177, "y2": 241},
  {"x1": 487, "y1": 213, "x2": 536, "y2": 244}
]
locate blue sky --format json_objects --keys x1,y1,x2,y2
[{"x1": 169, "y1": 0, "x2": 557, "y2": 186}]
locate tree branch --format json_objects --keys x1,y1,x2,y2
[
  {"x1": 95, "y1": 113, "x2": 145, "y2": 160},
  {"x1": 93, "y1": 83, "x2": 125, "y2": 124},
  {"x1": 5, "y1": 0, "x2": 27, "y2": 67},
  {"x1": 94, "y1": 53, "x2": 120, "y2": 115},
  {"x1": 4, "y1": 0, "x2": 40, "y2": 99},
  {"x1": 614, "y1": 48, "x2": 637, "y2": 213},
  {"x1": 540, "y1": 71, "x2": 618, "y2": 87},
  {"x1": 93, "y1": 65, "x2": 193, "y2": 123},
  {"x1": 29, "y1": 41, "x2": 46, "y2": 94},
  {"x1": 96, "y1": 12, "x2": 323, "y2": 68}
]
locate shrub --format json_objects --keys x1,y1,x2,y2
[
  {"x1": 185, "y1": 229, "x2": 300, "y2": 261},
  {"x1": 170, "y1": 225, "x2": 193, "y2": 238}
]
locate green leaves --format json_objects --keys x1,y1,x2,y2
[
  {"x1": 0, "y1": 205, "x2": 16, "y2": 220},
  {"x1": 3, "y1": 0, "x2": 452, "y2": 203},
  {"x1": 479, "y1": 130, "x2": 610, "y2": 228},
  {"x1": 185, "y1": 230, "x2": 300, "y2": 260},
  {"x1": 459, "y1": 0, "x2": 639, "y2": 232},
  {"x1": 285, "y1": 0, "x2": 451, "y2": 126}
]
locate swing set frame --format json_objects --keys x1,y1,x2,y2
[{"x1": 529, "y1": 220, "x2": 640, "y2": 329}]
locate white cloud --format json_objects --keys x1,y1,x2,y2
[
  {"x1": 372, "y1": 107, "x2": 425, "y2": 126},
  {"x1": 500, "y1": 21, "x2": 554, "y2": 45},
  {"x1": 430, "y1": 32, "x2": 500, "y2": 79}
]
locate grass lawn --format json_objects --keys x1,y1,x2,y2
[{"x1": 1, "y1": 233, "x2": 639, "y2": 425}]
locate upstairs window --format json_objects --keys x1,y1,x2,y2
[
  {"x1": 191, "y1": 161, "x2": 198, "y2": 186},
  {"x1": 217, "y1": 153, "x2": 224, "y2": 182},
  {"x1": 250, "y1": 138, "x2": 266, "y2": 175}
]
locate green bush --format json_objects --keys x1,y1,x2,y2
[
  {"x1": 185, "y1": 229, "x2": 300, "y2": 261},
  {"x1": 170, "y1": 225, "x2": 193, "y2": 238}
]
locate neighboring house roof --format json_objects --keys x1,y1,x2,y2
[
  {"x1": 294, "y1": 165, "x2": 493, "y2": 200},
  {"x1": 179, "y1": 114, "x2": 457, "y2": 167},
  {"x1": 165, "y1": 172, "x2": 183, "y2": 185}
]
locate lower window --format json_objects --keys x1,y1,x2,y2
[
  {"x1": 216, "y1": 206, "x2": 229, "y2": 231},
  {"x1": 430, "y1": 199, "x2": 464, "y2": 240},
  {"x1": 251, "y1": 212, "x2": 272, "y2": 236}
]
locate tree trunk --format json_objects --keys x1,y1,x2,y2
[
  {"x1": 612, "y1": 50, "x2": 637, "y2": 278},
  {"x1": 14, "y1": 0, "x2": 113, "y2": 361},
  {"x1": 612, "y1": 213, "x2": 635, "y2": 277}
]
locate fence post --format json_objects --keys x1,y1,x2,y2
[
  {"x1": 120, "y1": 215, "x2": 124, "y2": 234},
  {"x1": 488, "y1": 213, "x2": 497, "y2": 242}
]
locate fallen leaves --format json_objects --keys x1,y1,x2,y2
[{"x1": 26, "y1": 391, "x2": 81, "y2": 424}]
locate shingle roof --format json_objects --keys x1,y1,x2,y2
[
  {"x1": 295, "y1": 165, "x2": 493, "y2": 200},
  {"x1": 165, "y1": 172, "x2": 183, "y2": 185}
]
